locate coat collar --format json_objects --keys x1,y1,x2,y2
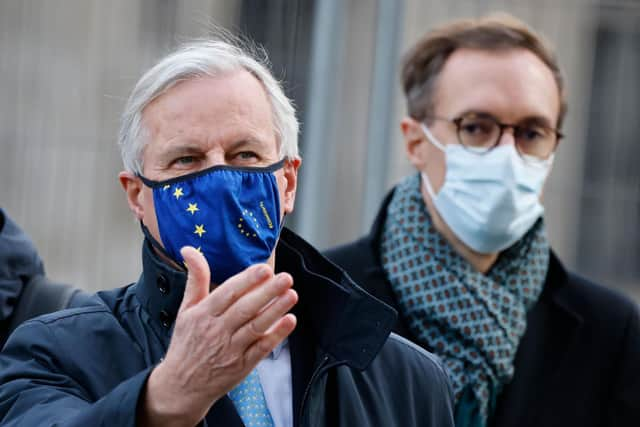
[
  {"x1": 366, "y1": 189, "x2": 395, "y2": 265},
  {"x1": 541, "y1": 250, "x2": 583, "y2": 325},
  {"x1": 132, "y1": 227, "x2": 397, "y2": 370}
]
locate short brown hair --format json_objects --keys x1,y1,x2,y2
[{"x1": 401, "y1": 13, "x2": 566, "y2": 128}]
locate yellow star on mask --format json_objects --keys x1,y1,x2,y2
[
  {"x1": 194, "y1": 224, "x2": 206, "y2": 237},
  {"x1": 163, "y1": 185, "x2": 170, "y2": 191},
  {"x1": 173, "y1": 187, "x2": 184, "y2": 199},
  {"x1": 186, "y1": 203, "x2": 199, "y2": 215}
]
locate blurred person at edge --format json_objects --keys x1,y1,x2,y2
[
  {"x1": 0, "y1": 36, "x2": 454, "y2": 427},
  {"x1": 0, "y1": 208, "x2": 89, "y2": 348},
  {"x1": 326, "y1": 13, "x2": 640, "y2": 427}
]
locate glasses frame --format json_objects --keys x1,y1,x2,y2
[{"x1": 427, "y1": 113, "x2": 564, "y2": 159}]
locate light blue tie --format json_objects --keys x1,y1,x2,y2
[{"x1": 228, "y1": 368, "x2": 275, "y2": 427}]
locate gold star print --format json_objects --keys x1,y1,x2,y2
[
  {"x1": 173, "y1": 187, "x2": 184, "y2": 199},
  {"x1": 186, "y1": 203, "x2": 199, "y2": 215},
  {"x1": 163, "y1": 185, "x2": 170, "y2": 191},
  {"x1": 237, "y1": 215, "x2": 257, "y2": 239},
  {"x1": 241, "y1": 209, "x2": 260, "y2": 230},
  {"x1": 195, "y1": 246, "x2": 202, "y2": 253},
  {"x1": 194, "y1": 224, "x2": 206, "y2": 237}
]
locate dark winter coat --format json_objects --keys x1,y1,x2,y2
[
  {"x1": 325, "y1": 190, "x2": 640, "y2": 427},
  {"x1": 0, "y1": 228, "x2": 455, "y2": 427},
  {"x1": 0, "y1": 209, "x2": 88, "y2": 347}
]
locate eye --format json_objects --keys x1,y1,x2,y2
[
  {"x1": 519, "y1": 127, "x2": 546, "y2": 141},
  {"x1": 235, "y1": 151, "x2": 260, "y2": 161},
  {"x1": 176, "y1": 156, "x2": 195, "y2": 165},
  {"x1": 169, "y1": 155, "x2": 202, "y2": 170},
  {"x1": 459, "y1": 119, "x2": 494, "y2": 136}
]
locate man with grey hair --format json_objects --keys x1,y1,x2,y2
[{"x1": 0, "y1": 38, "x2": 454, "y2": 426}]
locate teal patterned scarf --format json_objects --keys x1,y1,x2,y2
[{"x1": 380, "y1": 174, "x2": 549, "y2": 427}]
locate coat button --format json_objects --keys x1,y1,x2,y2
[
  {"x1": 157, "y1": 274, "x2": 170, "y2": 295},
  {"x1": 159, "y1": 310, "x2": 172, "y2": 328}
]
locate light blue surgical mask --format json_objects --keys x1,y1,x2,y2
[{"x1": 420, "y1": 123, "x2": 553, "y2": 253}]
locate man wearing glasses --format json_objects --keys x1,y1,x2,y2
[{"x1": 326, "y1": 13, "x2": 640, "y2": 427}]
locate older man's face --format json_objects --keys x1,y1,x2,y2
[{"x1": 120, "y1": 70, "x2": 299, "y2": 248}]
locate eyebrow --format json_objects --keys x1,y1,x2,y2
[
  {"x1": 457, "y1": 109, "x2": 556, "y2": 129},
  {"x1": 517, "y1": 116, "x2": 556, "y2": 129},
  {"x1": 157, "y1": 144, "x2": 203, "y2": 164},
  {"x1": 226, "y1": 138, "x2": 268, "y2": 152}
]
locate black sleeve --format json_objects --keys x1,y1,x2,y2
[{"x1": 604, "y1": 301, "x2": 640, "y2": 425}]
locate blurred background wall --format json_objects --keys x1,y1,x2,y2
[{"x1": 0, "y1": 0, "x2": 638, "y2": 303}]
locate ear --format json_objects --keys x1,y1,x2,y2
[
  {"x1": 118, "y1": 171, "x2": 145, "y2": 220},
  {"x1": 281, "y1": 158, "x2": 301, "y2": 215},
  {"x1": 401, "y1": 117, "x2": 427, "y2": 169}
]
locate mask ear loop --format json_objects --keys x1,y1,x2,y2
[
  {"x1": 420, "y1": 122, "x2": 446, "y2": 151},
  {"x1": 273, "y1": 159, "x2": 290, "y2": 237},
  {"x1": 419, "y1": 123, "x2": 446, "y2": 200},
  {"x1": 139, "y1": 221, "x2": 188, "y2": 272},
  {"x1": 421, "y1": 172, "x2": 438, "y2": 201},
  {"x1": 136, "y1": 173, "x2": 188, "y2": 272}
]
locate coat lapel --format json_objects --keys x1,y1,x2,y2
[
  {"x1": 492, "y1": 252, "x2": 583, "y2": 427},
  {"x1": 204, "y1": 395, "x2": 245, "y2": 427}
]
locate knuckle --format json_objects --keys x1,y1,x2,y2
[
  {"x1": 247, "y1": 320, "x2": 263, "y2": 338},
  {"x1": 225, "y1": 287, "x2": 239, "y2": 303},
  {"x1": 235, "y1": 306, "x2": 253, "y2": 323},
  {"x1": 256, "y1": 339, "x2": 273, "y2": 356},
  {"x1": 218, "y1": 288, "x2": 238, "y2": 310},
  {"x1": 279, "y1": 272, "x2": 293, "y2": 284},
  {"x1": 250, "y1": 263, "x2": 271, "y2": 280}
]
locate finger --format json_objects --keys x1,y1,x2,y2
[
  {"x1": 205, "y1": 263, "x2": 273, "y2": 316},
  {"x1": 244, "y1": 314, "x2": 297, "y2": 364},
  {"x1": 231, "y1": 288, "x2": 298, "y2": 348},
  {"x1": 179, "y1": 246, "x2": 211, "y2": 312},
  {"x1": 224, "y1": 272, "x2": 293, "y2": 329}
]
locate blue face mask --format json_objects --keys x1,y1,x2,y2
[
  {"x1": 139, "y1": 160, "x2": 284, "y2": 284},
  {"x1": 420, "y1": 124, "x2": 553, "y2": 253}
]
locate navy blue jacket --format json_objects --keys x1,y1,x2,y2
[
  {"x1": 325, "y1": 189, "x2": 640, "y2": 427},
  {"x1": 0, "y1": 209, "x2": 45, "y2": 327},
  {"x1": 0, "y1": 209, "x2": 89, "y2": 347},
  {"x1": 0, "y1": 228, "x2": 454, "y2": 426}
]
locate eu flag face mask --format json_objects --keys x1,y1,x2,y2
[
  {"x1": 420, "y1": 123, "x2": 552, "y2": 253},
  {"x1": 139, "y1": 160, "x2": 284, "y2": 284}
]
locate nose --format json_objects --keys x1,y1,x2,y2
[
  {"x1": 206, "y1": 150, "x2": 228, "y2": 167},
  {"x1": 497, "y1": 125, "x2": 517, "y2": 146}
]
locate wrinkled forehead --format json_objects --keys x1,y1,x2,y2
[{"x1": 140, "y1": 71, "x2": 278, "y2": 155}]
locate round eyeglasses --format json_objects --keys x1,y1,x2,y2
[{"x1": 427, "y1": 113, "x2": 563, "y2": 159}]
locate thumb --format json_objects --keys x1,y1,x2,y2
[{"x1": 179, "y1": 246, "x2": 210, "y2": 312}]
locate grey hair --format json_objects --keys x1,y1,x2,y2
[{"x1": 118, "y1": 38, "x2": 300, "y2": 174}]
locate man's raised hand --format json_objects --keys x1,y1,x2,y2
[{"x1": 139, "y1": 246, "x2": 297, "y2": 427}]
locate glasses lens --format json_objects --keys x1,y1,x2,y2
[
  {"x1": 458, "y1": 115, "x2": 500, "y2": 149},
  {"x1": 514, "y1": 126, "x2": 556, "y2": 159}
]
